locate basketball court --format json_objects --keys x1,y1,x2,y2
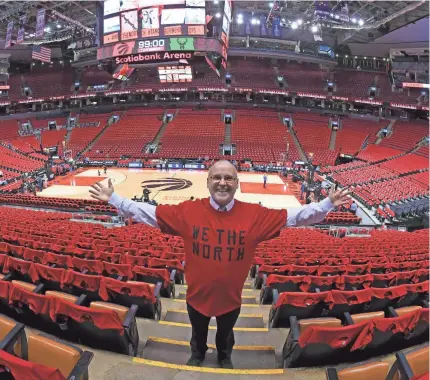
[{"x1": 37, "y1": 168, "x2": 301, "y2": 209}]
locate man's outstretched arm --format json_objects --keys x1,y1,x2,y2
[
  {"x1": 286, "y1": 186, "x2": 352, "y2": 227},
  {"x1": 89, "y1": 180, "x2": 159, "y2": 228},
  {"x1": 109, "y1": 192, "x2": 158, "y2": 227}
]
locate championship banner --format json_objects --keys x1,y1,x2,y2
[
  {"x1": 35, "y1": 8, "x2": 46, "y2": 38},
  {"x1": 272, "y1": 15, "x2": 281, "y2": 38},
  {"x1": 260, "y1": 15, "x2": 268, "y2": 36},
  {"x1": 338, "y1": 3, "x2": 350, "y2": 22},
  {"x1": 17, "y1": 16, "x2": 26, "y2": 44},
  {"x1": 315, "y1": 1, "x2": 330, "y2": 19},
  {"x1": 5, "y1": 21, "x2": 13, "y2": 49}
]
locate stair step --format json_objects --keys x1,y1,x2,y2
[
  {"x1": 164, "y1": 309, "x2": 265, "y2": 328},
  {"x1": 141, "y1": 337, "x2": 276, "y2": 369},
  {"x1": 176, "y1": 293, "x2": 257, "y2": 304}
]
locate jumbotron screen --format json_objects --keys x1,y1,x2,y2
[
  {"x1": 101, "y1": 0, "x2": 208, "y2": 46},
  {"x1": 158, "y1": 65, "x2": 193, "y2": 83}
]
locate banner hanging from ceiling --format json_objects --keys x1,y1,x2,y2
[{"x1": 35, "y1": 8, "x2": 46, "y2": 38}]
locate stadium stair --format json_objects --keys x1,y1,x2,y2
[
  {"x1": 79, "y1": 113, "x2": 120, "y2": 157},
  {"x1": 151, "y1": 113, "x2": 170, "y2": 146},
  {"x1": 329, "y1": 128, "x2": 337, "y2": 151},
  {"x1": 288, "y1": 128, "x2": 308, "y2": 162}
]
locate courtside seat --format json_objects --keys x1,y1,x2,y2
[
  {"x1": 70, "y1": 257, "x2": 102, "y2": 276},
  {"x1": 61, "y1": 271, "x2": 102, "y2": 302},
  {"x1": 396, "y1": 282, "x2": 429, "y2": 308},
  {"x1": 345, "y1": 311, "x2": 385, "y2": 325},
  {"x1": 8, "y1": 283, "x2": 52, "y2": 329},
  {"x1": 102, "y1": 262, "x2": 133, "y2": 281},
  {"x1": 306, "y1": 275, "x2": 341, "y2": 292},
  {"x1": 269, "y1": 291, "x2": 329, "y2": 327},
  {"x1": 391, "y1": 306, "x2": 422, "y2": 317},
  {"x1": 49, "y1": 297, "x2": 139, "y2": 355},
  {"x1": 132, "y1": 266, "x2": 175, "y2": 298},
  {"x1": 348, "y1": 308, "x2": 429, "y2": 356},
  {"x1": 45, "y1": 291, "x2": 79, "y2": 304},
  {"x1": 99, "y1": 277, "x2": 161, "y2": 319},
  {"x1": 282, "y1": 315, "x2": 370, "y2": 367},
  {"x1": 387, "y1": 345, "x2": 429, "y2": 380},
  {"x1": 326, "y1": 361, "x2": 391, "y2": 380},
  {"x1": 260, "y1": 275, "x2": 306, "y2": 304},
  {"x1": 11, "y1": 280, "x2": 37, "y2": 292},
  {"x1": 30, "y1": 264, "x2": 67, "y2": 292},
  {"x1": 297, "y1": 317, "x2": 342, "y2": 333},
  {"x1": 325, "y1": 289, "x2": 372, "y2": 318},
  {"x1": 3, "y1": 257, "x2": 33, "y2": 283},
  {"x1": 254, "y1": 265, "x2": 291, "y2": 289},
  {"x1": 342, "y1": 274, "x2": 373, "y2": 290},
  {"x1": 0, "y1": 332, "x2": 93, "y2": 380},
  {"x1": 367, "y1": 286, "x2": 408, "y2": 312},
  {"x1": 148, "y1": 257, "x2": 184, "y2": 285},
  {"x1": 0, "y1": 315, "x2": 25, "y2": 357}
]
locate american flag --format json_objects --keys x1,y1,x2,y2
[{"x1": 32, "y1": 45, "x2": 51, "y2": 63}]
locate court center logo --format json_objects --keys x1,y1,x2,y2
[{"x1": 141, "y1": 177, "x2": 192, "y2": 191}]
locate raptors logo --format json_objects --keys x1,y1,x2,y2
[
  {"x1": 141, "y1": 178, "x2": 192, "y2": 191},
  {"x1": 112, "y1": 41, "x2": 134, "y2": 57}
]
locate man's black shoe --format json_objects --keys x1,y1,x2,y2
[
  {"x1": 186, "y1": 356, "x2": 204, "y2": 367},
  {"x1": 218, "y1": 357, "x2": 234, "y2": 369}
]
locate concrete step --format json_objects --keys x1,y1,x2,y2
[
  {"x1": 164, "y1": 309, "x2": 265, "y2": 328},
  {"x1": 140, "y1": 337, "x2": 277, "y2": 369},
  {"x1": 176, "y1": 293, "x2": 257, "y2": 304},
  {"x1": 135, "y1": 318, "x2": 289, "y2": 346}
]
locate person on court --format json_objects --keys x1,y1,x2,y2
[
  {"x1": 89, "y1": 160, "x2": 351, "y2": 369},
  {"x1": 263, "y1": 173, "x2": 268, "y2": 188}
]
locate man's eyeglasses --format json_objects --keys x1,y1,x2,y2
[{"x1": 209, "y1": 175, "x2": 237, "y2": 183}]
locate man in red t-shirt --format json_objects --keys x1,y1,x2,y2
[{"x1": 90, "y1": 160, "x2": 350, "y2": 368}]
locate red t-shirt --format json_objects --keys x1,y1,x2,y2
[{"x1": 156, "y1": 198, "x2": 287, "y2": 317}]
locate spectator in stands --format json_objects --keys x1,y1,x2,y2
[
  {"x1": 263, "y1": 173, "x2": 268, "y2": 188},
  {"x1": 350, "y1": 201, "x2": 358, "y2": 215},
  {"x1": 143, "y1": 187, "x2": 151, "y2": 203},
  {"x1": 190, "y1": 196, "x2": 195, "y2": 201},
  {"x1": 300, "y1": 181, "x2": 308, "y2": 200},
  {"x1": 89, "y1": 160, "x2": 351, "y2": 370},
  {"x1": 0, "y1": 170, "x2": 3, "y2": 178}
]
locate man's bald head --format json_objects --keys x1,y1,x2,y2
[
  {"x1": 207, "y1": 160, "x2": 239, "y2": 207},
  {"x1": 208, "y1": 160, "x2": 237, "y2": 178}
]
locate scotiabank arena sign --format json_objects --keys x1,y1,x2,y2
[{"x1": 115, "y1": 52, "x2": 194, "y2": 65}]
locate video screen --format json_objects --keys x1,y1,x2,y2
[
  {"x1": 161, "y1": 9, "x2": 186, "y2": 25},
  {"x1": 121, "y1": 10, "x2": 139, "y2": 40},
  {"x1": 158, "y1": 65, "x2": 193, "y2": 83},
  {"x1": 104, "y1": 16, "x2": 120, "y2": 34},
  {"x1": 186, "y1": 0, "x2": 205, "y2": 7},
  {"x1": 113, "y1": 64, "x2": 135, "y2": 81},
  {"x1": 101, "y1": 0, "x2": 206, "y2": 45},
  {"x1": 185, "y1": 8, "x2": 205, "y2": 24},
  {"x1": 141, "y1": 7, "x2": 160, "y2": 29}
]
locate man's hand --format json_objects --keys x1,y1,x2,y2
[
  {"x1": 328, "y1": 185, "x2": 352, "y2": 208},
  {"x1": 89, "y1": 179, "x2": 114, "y2": 202}
]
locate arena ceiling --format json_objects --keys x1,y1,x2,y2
[{"x1": 0, "y1": 1, "x2": 427, "y2": 47}]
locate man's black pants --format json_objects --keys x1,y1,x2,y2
[{"x1": 187, "y1": 303, "x2": 241, "y2": 361}]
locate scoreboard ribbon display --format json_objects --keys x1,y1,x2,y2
[
  {"x1": 97, "y1": 37, "x2": 223, "y2": 60},
  {"x1": 115, "y1": 51, "x2": 194, "y2": 64}
]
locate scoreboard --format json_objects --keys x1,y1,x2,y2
[
  {"x1": 97, "y1": 0, "x2": 231, "y2": 63},
  {"x1": 101, "y1": 0, "x2": 208, "y2": 46}
]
